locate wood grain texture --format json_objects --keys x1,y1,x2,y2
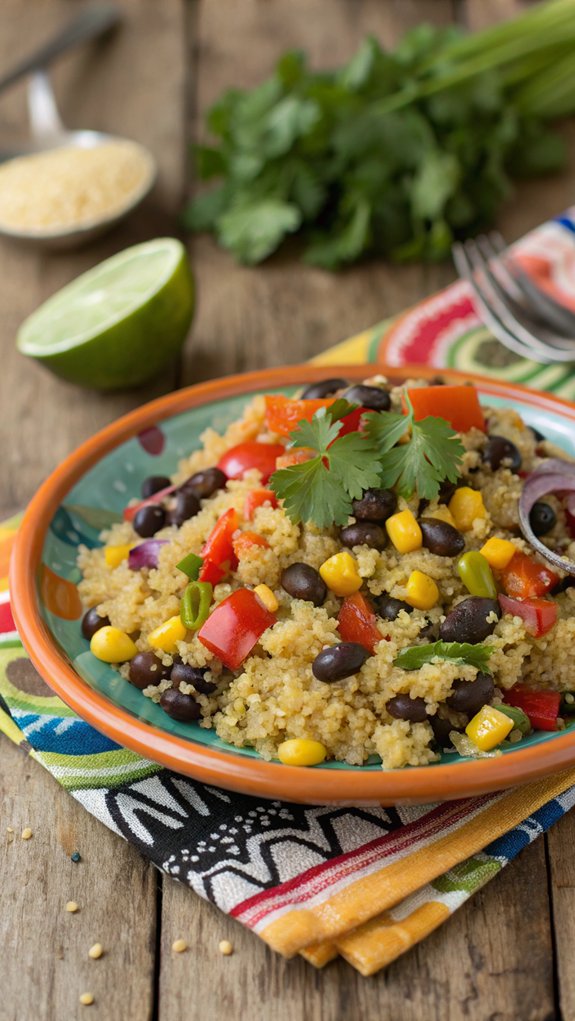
[{"x1": 548, "y1": 816, "x2": 575, "y2": 1021}]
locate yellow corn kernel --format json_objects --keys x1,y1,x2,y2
[
  {"x1": 480, "y1": 537, "x2": 516, "y2": 570},
  {"x1": 448, "y1": 487, "x2": 486, "y2": 532},
  {"x1": 465, "y1": 705, "x2": 514, "y2": 751},
  {"x1": 278, "y1": 738, "x2": 327, "y2": 767},
  {"x1": 385, "y1": 509, "x2": 423, "y2": 554},
  {"x1": 319, "y1": 551, "x2": 362, "y2": 596},
  {"x1": 90, "y1": 626, "x2": 137, "y2": 663},
  {"x1": 254, "y1": 584, "x2": 279, "y2": 613},
  {"x1": 404, "y1": 570, "x2": 439, "y2": 610},
  {"x1": 148, "y1": 615, "x2": 187, "y2": 653},
  {"x1": 421, "y1": 505, "x2": 456, "y2": 528},
  {"x1": 104, "y1": 543, "x2": 133, "y2": 568}
]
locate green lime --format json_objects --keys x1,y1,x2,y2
[{"x1": 17, "y1": 237, "x2": 194, "y2": 390}]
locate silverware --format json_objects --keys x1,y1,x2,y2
[{"x1": 452, "y1": 231, "x2": 575, "y2": 364}]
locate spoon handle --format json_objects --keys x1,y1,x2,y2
[{"x1": 0, "y1": 3, "x2": 122, "y2": 95}]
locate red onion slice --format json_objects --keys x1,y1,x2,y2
[
  {"x1": 518, "y1": 466, "x2": 575, "y2": 576},
  {"x1": 123, "y1": 483, "x2": 178, "y2": 523},
  {"x1": 129, "y1": 540, "x2": 168, "y2": 571}
]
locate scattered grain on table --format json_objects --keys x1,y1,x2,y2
[
  {"x1": 21, "y1": 827, "x2": 33, "y2": 840},
  {"x1": 172, "y1": 938, "x2": 188, "y2": 953}
]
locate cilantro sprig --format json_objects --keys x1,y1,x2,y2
[
  {"x1": 394, "y1": 641, "x2": 492, "y2": 674},
  {"x1": 269, "y1": 394, "x2": 464, "y2": 527}
]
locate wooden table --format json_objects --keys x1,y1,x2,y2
[{"x1": 2, "y1": 2, "x2": 575, "y2": 1018}]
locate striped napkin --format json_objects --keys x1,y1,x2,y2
[{"x1": 3, "y1": 207, "x2": 575, "y2": 975}]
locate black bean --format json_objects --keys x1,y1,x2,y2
[
  {"x1": 530, "y1": 426, "x2": 547, "y2": 443},
  {"x1": 312, "y1": 642, "x2": 368, "y2": 683},
  {"x1": 168, "y1": 490, "x2": 201, "y2": 528},
  {"x1": 352, "y1": 488, "x2": 396, "y2": 523},
  {"x1": 439, "y1": 597, "x2": 501, "y2": 644},
  {"x1": 300, "y1": 377, "x2": 348, "y2": 400},
  {"x1": 529, "y1": 501, "x2": 557, "y2": 537},
  {"x1": 386, "y1": 694, "x2": 428, "y2": 723},
  {"x1": 419, "y1": 621, "x2": 438, "y2": 641},
  {"x1": 160, "y1": 688, "x2": 201, "y2": 721},
  {"x1": 446, "y1": 672, "x2": 495, "y2": 716},
  {"x1": 129, "y1": 651, "x2": 172, "y2": 690},
  {"x1": 430, "y1": 715, "x2": 460, "y2": 750},
  {"x1": 343, "y1": 384, "x2": 391, "y2": 412},
  {"x1": 141, "y1": 475, "x2": 171, "y2": 499},
  {"x1": 281, "y1": 563, "x2": 327, "y2": 606},
  {"x1": 180, "y1": 467, "x2": 227, "y2": 499},
  {"x1": 374, "y1": 595, "x2": 414, "y2": 621},
  {"x1": 438, "y1": 478, "x2": 459, "y2": 504},
  {"x1": 482, "y1": 435, "x2": 522, "y2": 472},
  {"x1": 171, "y1": 662, "x2": 216, "y2": 694},
  {"x1": 340, "y1": 521, "x2": 387, "y2": 550},
  {"x1": 81, "y1": 607, "x2": 110, "y2": 640},
  {"x1": 419, "y1": 518, "x2": 465, "y2": 557},
  {"x1": 133, "y1": 504, "x2": 166, "y2": 538}
]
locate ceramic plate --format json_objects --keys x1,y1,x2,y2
[{"x1": 11, "y1": 364, "x2": 575, "y2": 805}]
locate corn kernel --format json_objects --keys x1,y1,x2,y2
[
  {"x1": 404, "y1": 570, "x2": 439, "y2": 610},
  {"x1": 278, "y1": 738, "x2": 327, "y2": 766},
  {"x1": 465, "y1": 705, "x2": 514, "y2": 751},
  {"x1": 148, "y1": 615, "x2": 187, "y2": 653},
  {"x1": 90, "y1": 626, "x2": 137, "y2": 663},
  {"x1": 104, "y1": 543, "x2": 133, "y2": 568},
  {"x1": 480, "y1": 537, "x2": 517, "y2": 570},
  {"x1": 385, "y1": 509, "x2": 423, "y2": 553},
  {"x1": 421, "y1": 505, "x2": 456, "y2": 528},
  {"x1": 319, "y1": 551, "x2": 362, "y2": 596},
  {"x1": 448, "y1": 487, "x2": 486, "y2": 532},
  {"x1": 254, "y1": 584, "x2": 279, "y2": 613}
]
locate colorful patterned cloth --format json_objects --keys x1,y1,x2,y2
[{"x1": 3, "y1": 209, "x2": 575, "y2": 975}]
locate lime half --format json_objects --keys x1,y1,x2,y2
[{"x1": 17, "y1": 238, "x2": 194, "y2": 390}]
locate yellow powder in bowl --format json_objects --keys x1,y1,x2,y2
[{"x1": 0, "y1": 140, "x2": 155, "y2": 235}]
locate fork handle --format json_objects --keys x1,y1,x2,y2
[{"x1": 0, "y1": 3, "x2": 121, "y2": 96}]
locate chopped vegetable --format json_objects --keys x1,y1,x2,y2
[
  {"x1": 518, "y1": 462, "x2": 575, "y2": 576},
  {"x1": 385, "y1": 508, "x2": 422, "y2": 554},
  {"x1": 105, "y1": 543, "x2": 133, "y2": 568},
  {"x1": 176, "y1": 552, "x2": 204, "y2": 580},
  {"x1": 199, "y1": 508, "x2": 239, "y2": 583},
  {"x1": 148, "y1": 615, "x2": 187, "y2": 653},
  {"x1": 404, "y1": 570, "x2": 439, "y2": 610},
  {"x1": 338, "y1": 592, "x2": 381, "y2": 653},
  {"x1": 319, "y1": 551, "x2": 362, "y2": 597},
  {"x1": 254, "y1": 584, "x2": 279, "y2": 613},
  {"x1": 500, "y1": 550, "x2": 559, "y2": 599},
  {"x1": 457, "y1": 551, "x2": 497, "y2": 599},
  {"x1": 244, "y1": 488, "x2": 278, "y2": 520},
  {"x1": 128, "y1": 540, "x2": 168, "y2": 571},
  {"x1": 465, "y1": 705, "x2": 514, "y2": 751},
  {"x1": 448, "y1": 487, "x2": 486, "y2": 532},
  {"x1": 185, "y1": 3, "x2": 575, "y2": 269},
  {"x1": 498, "y1": 593, "x2": 557, "y2": 637},
  {"x1": 503, "y1": 685, "x2": 561, "y2": 731},
  {"x1": 90, "y1": 626, "x2": 137, "y2": 663},
  {"x1": 232, "y1": 531, "x2": 270, "y2": 558},
  {"x1": 198, "y1": 588, "x2": 276, "y2": 669},
  {"x1": 365, "y1": 395, "x2": 464, "y2": 502},
  {"x1": 497, "y1": 704, "x2": 532, "y2": 736},
  {"x1": 123, "y1": 482, "x2": 177, "y2": 522},
  {"x1": 394, "y1": 639, "x2": 492, "y2": 673},
  {"x1": 406, "y1": 385, "x2": 485, "y2": 434},
  {"x1": 217, "y1": 442, "x2": 285, "y2": 483},
  {"x1": 480, "y1": 537, "x2": 517, "y2": 570},
  {"x1": 277, "y1": 738, "x2": 327, "y2": 766},
  {"x1": 264, "y1": 395, "x2": 363, "y2": 438},
  {"x1": 180, "y1": 581, "x2": 213, "y2": 631}
]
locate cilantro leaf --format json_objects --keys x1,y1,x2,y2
[
  {"x1": 327, "y1": 432, "x2": 383, "y2": 502},
  {"x1": 394, "y1": 641, "x2": 492, "y2": 674},
  {"x1": 289, "y1": 412, "x2": 341, "y2": 452},
  {"x1": 364, "y1": 411, "x2": 410, "y2": 454},
  {"x1": 366, "y1": 406, "x2": 464, "y2": 501},
  {"x1": 217, "y1": 200, "x2": 302, "y2": 265},
  {"x1": 271, "y1": 457, "x2": 352, "y2": 528}
]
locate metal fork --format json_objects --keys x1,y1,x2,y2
[{"x1": 452, "y1": 231, "x2": 575, "y2": 364}]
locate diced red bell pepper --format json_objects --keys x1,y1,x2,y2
[
  {"x1": 504, "y1": 685, "x2": 561, "y2": 732},
  {"x1": 123, "y1": 483, "x2": 178, "y2": 522},
  {"x1": 232, "y1": 531, "x2": 270, "y2": 558},
  {"x1": 264, "y1": 395, "x2": 364, "y2": 439},
  {"x1": 198, "y1": 588, "x2": 276, "y2": 670},
  {"x1": 199, "y1": 508, "x2": 239, "y2": 583},
  {"x1": 275, "y1": 448, "x2": 316, "y2": 470},
  {"x1": 498, "y1": 594, "x2": 558, "y2": 638},
  {"x1": 217, "y1": 442, "x2": 285, "y2": 483},
  {"x1": 405, "y1": 385, "x2": 485, "y2": 433},
  {"x1": 338, "y1": 592, "x2": 382, "y2": 654},
  {"x1": 244, "y1": 489, "x2": 278, "y2": 520},
  {"x1": 500, "y1": 551, "x2": 559, "y2": 599}
]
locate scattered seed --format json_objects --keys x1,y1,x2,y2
[
  {"x1": 79, "y1": 992, "x2": 94, "y2": 1006},
  {"x1": 21, "y1": 827, "x2": 33, "y2": 840},
  {"x1": 172, "y1": 938, "x2": 188, "y2": 953},
  {"x1": 66, "y1": 901, "x2": 79, "y2": 913},
  {"x1": 71, "y1": 851, "x2": 82, "y2": 863},
  {"x1": 219, "y1": 940, "x2": 234, "y2": 956},
  {"x1": 88, "y1": 943, "x2": 103, "y2": 960},
  {"x1": 7, "y1": 827, "x2": 13, "y2": 833}
]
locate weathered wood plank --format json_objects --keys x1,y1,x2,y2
[
  {"x1": 548, "y1": 816, "x2": 575, "y2": 1021},
  {"x1": 1, "y1": 734, "x2": 157, "y2": 1021}
]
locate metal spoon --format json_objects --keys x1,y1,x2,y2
[{"x1": 0, "y1": 4, "x2": 157, "y2": 248}]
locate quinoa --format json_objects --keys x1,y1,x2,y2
[{"x1": 78, "y1": 382, "x2": 574, "y2": 769}]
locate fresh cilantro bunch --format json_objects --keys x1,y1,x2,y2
[
  {"x1": 184, "y1": 5, "x2": 575, "y2": 268},
  {"x1": 269, "y1": 396, "x2": 464, "y2": 526}
]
